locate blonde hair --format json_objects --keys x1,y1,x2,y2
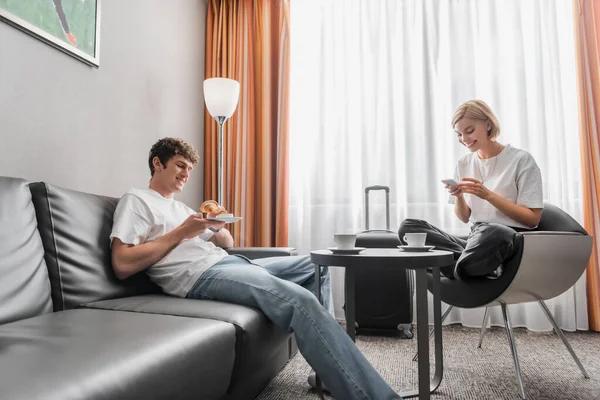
[{"x1": 451, "y1": 100, "x2": 501, "y2": 140}]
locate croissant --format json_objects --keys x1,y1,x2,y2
[
  {"x1": 200, "y1": 200, "x2": 219, "y2": 213},
  {"x1": 200, "y1": 200, "x2": 227, "y2": 215}
]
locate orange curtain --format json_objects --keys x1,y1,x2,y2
[
  {"x1": 204, "y1": 0, "x2": 290, "y2": 248},
  {"x1": 573, "y1": 0, "x2": 600, "y2": 331}
]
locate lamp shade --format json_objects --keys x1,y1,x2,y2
[{"x1": 203, "y1": 78, "x2": 240, "y2": 118}]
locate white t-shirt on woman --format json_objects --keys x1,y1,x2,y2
[
  {"x1": 110, "y1": 188, "x2": 228, "y2": 297},
  {"x1": 451, "y1": 144, "x2": 544, "y2": 229}
]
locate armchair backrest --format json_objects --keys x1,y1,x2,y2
[{"x1": 535, "y1": 203, "x2": 588, "y2": 235}]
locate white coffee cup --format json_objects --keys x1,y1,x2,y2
[
  {"x1": 334, "y1": 233, "x2": 357, "y2": 249},
  {"x1": 403, "y1": 232, "x2": 427, "y2": 247}
]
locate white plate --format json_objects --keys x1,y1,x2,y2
[
  {"x1": 327, "y1": 247, "x2": 366, "y2": 255},
  {"x1": 205, "y1": 216, "x2": 243, "y2": 224},
  {"x1": 398, "y1": 245, "x2": 435, "y2": 252}
]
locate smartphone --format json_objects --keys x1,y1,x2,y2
[{"x1": 441, "y1": 178, "x2": 458, "y2": 187}]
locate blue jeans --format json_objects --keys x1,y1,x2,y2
[
  {"x1": 248, "y1": 254, "x2": 335, "y2": 317},
  {"x1": 186, "y1": 255, "x2": 401, "y2": 400}
]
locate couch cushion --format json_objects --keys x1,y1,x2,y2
[
  {"x1": 0, "y1": 308, "x2": 236, "y2": 400},
  {"x1": 29, "y1": 182, "x2": 161, "y2": 311},
  {"x1": 82, "y1": 295, "x2": 291, "y2": 395},
  {"x1": 0, "y1": 177, "x2": 53, "y2": 324}
]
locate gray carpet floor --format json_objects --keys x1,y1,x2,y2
[{"x1": 256, "y1": 325, "x2": 600, "y2": 400}]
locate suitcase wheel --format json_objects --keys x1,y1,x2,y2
[{"x1": 398, "y1": 324, "x2": 413, "y2": 339}]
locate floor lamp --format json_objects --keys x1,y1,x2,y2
[{"x1": 203, "y1": 78, "x2": 240, "y2": 207}]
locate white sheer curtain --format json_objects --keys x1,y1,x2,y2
[{"x1": 289, "y1": 0, "x2": 588, "y2": 331}]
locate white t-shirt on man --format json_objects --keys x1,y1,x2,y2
[
  {"x1": 110, "y1": 188, "x2": 228, "y2": 297},
  {"x1": 450, "y1": 144, "x2": 544, "y2": 229}
]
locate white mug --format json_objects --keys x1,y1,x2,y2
[
  {"x1": 403, "y1": 232, "x2": 427, "y2": 247},
  {"x1": 334, "y1": 233, "x2": 357, "y2": 249}
]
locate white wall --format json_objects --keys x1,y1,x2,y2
[{"x1": 0, "y1": 0, "x2": 207, "y2": 207}]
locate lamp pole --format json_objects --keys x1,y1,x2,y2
[{"x1": 216, "y1": 116, "x2": 227, "y2": 207}]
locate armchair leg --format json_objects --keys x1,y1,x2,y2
[
  {"x1": 478, "y1": 307, "x2": 491, "y2": 349},
  {"x1": 537, "y1": 300, "x2": 590, "y2": 379},
  {"x1": 412, "y1": 305, "x2": 453, "y2": 362},
  {"x1": 501, "y1": 303, "x2": 526, "y2": 400}
]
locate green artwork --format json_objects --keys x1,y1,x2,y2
[{"x1": 0, "y1": 0, "x2": 100, "y2": 66}]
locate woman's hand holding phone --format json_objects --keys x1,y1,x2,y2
[
  {"x1": 456, "y1": 178, "x2": 491, "y2": 200},
  {"x1": 441, "y1": 178, "x2": 463, "y2": 197}
]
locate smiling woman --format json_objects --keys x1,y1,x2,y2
[
  {"x1": 399, "y1": 100, "x2": 544, "y2": 280},
  {"x1": 289, "y1": 0, "x2": 584, "y2": 331}
]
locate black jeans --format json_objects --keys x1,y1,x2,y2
[{"x1": 398, "y1": 219, "x2": 522, "y2": 280}]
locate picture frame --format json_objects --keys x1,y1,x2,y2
[{"x1": 0, "y1": 0, "x2": 101, "y2": 67}]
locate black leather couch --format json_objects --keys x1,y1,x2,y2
[{"x1": 0, "y1": 176, "x2": 298, "y2": 400}]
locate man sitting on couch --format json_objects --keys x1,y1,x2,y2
[{"x1": 110, "y1": 137, "x2": 401, "y2": 400}]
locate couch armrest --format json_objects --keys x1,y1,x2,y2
[{"x1": 226, "y1": 247, "x2": 298, "y2": 259}]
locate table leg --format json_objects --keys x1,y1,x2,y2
[
  {"x1": 315, "y1": 264, "x2": 322, "y2": 303},
  {"x1": 344, "y1": 268, "x2": 356, "y2": 341},
  {"x1": 431, "y1": 268, "x2": 444, "y2": 391},
  {"x1": 314, "y1": 264, "x2": 325, "y2": 399},
  {"x1": 399, "y1": 268, "x2": 445, "y2": 399},
  {"x1": 415, "y1": 269, "x2": 430, "y2": 399}
]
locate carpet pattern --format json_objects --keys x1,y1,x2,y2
[{"x1": 256, "y1": 325, "x2": 600, "y2": 400}]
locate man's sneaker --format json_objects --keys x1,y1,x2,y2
[{"x1": 308, "y1": 371, "x2": 331, "y2": 394}]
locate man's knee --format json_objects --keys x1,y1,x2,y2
[
  {"x1": 294, "y1": 286, "x2": 324, "y2": 310},
  {"x1": 287, "y1": 254, "x2": 310, "y2": 265}
]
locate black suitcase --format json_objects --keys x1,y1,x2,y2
[{"x1": 353, "y1": 185, "x2": 414, "y2": 338}]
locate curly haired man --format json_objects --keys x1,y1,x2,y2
[{"x1": 110, "y1": 137, "x2": 401, "y2": 400}]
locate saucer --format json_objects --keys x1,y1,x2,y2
[
  {"x1": 205, "y1": 216, "x2": 243, "y2": 224},
  {"x1": 398, "y1": 245, "x2": 435, "y2": 252},
  {"x1": 327, "y1": 247, "x2": 366, "y2": 255}
]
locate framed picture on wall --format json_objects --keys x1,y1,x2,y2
[{"x1": 0, "y1": 0, "x2": 101, "y2": 67}]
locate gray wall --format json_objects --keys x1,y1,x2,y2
[{"x1": 0, "y1": 0, "x2": 207, "y2": 207}]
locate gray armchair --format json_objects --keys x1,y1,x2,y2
[{"x1": 419, "y1": 203, "x2": 593, "y2": 399}]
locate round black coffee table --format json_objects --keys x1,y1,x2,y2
[{"x1": 310, "y1": 248, "x2": 453, "y2": 400}]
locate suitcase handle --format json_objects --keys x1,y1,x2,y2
[
  {"x1": 365, "y1": 185, "x2": 389, "y2": 193},
  {"x1": 364, "y1": 185, "x2": 390, "y2": 230}
]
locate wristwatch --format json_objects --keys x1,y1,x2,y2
[{"x1": 209, "y1": 227, "x2": 221, "y2": 233}]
